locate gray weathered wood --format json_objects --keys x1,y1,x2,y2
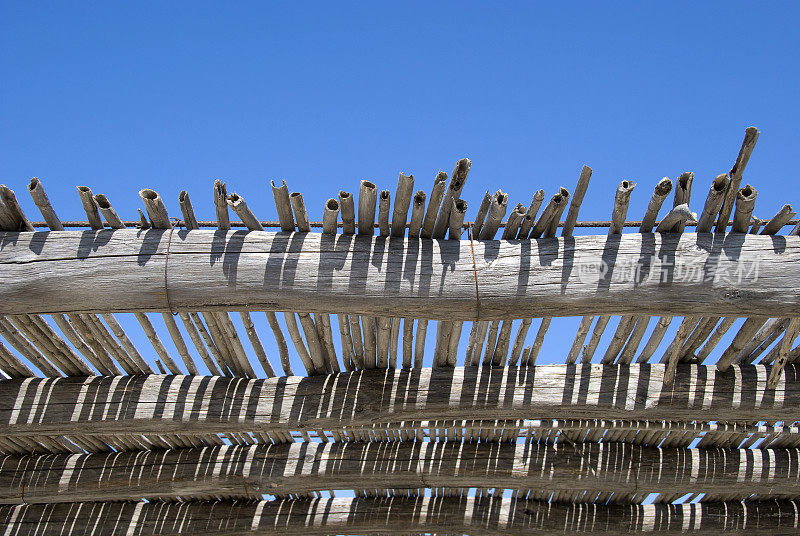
[
  {"x1": 478, "y1": 190, "x2": 508, "y2": 240},
  {"x1": 265, "y1": 312, "x2": 292, "y2": 375},
  {"x1": 289, "y1": 192, "x2": 310, "y2": 233},
  {"x1": 732, "y1": 185, "x2": 758, "y2": 233},
  {"x1": 420, "y1": 172, "x2": 447, "y2": 239},
  {"x1": 671, "y1": 172, "x2": 694, "y2": 232},
  {"x1": 501, "y1": 204, "x2": 526, "y2": 240},
  {"x1": 717, "y1": 126, "x2": 759, "y2": 233},
  {"x1": 517, "y1": 189, "x2": 546, "y2": 239},
  {"x1": 566, "y1": 316, "x2": 593, "y2": 364},
  {"x1": 761, "y1": 204, "x2": 796, "y2": 235},
  {"x1": 408, "y1": 190, "x2": 426, "y2": 238},
  {"x1": 696, "y1": 174, "x2": 729, "y2": 233},
  {"x1": 139, "y1": 189, "x2": 171, "y2": 229},
  {"x1": 93, "y1": 194, "x2": 126, "y2": 229},
  {"x1": 582, "y1": 315, "x2": 610, "y2": 363},
  {"x1": 655, "y1": 204, "x2": 695, "y2": 233},
  {"x1": 530, "y1": 188, "x2": 568, "y2": 239},
  {"x1": 27, "y1": 178, "x2": 63, "y2": 231},
  {"x1": 2, "y1": 231, "x2": 800, "y2": 320},
  {"x1": 357, "y1": 180, "x2": 377, "y2": 236},
  {"x1": 270, "y1": 180, "x2": 293, "y2": 232},
  {"x1": 544, "y1": 187, "x2": 570, "y2": 239},
  {"x1": 378, "y1": 190, "x2": 391, "y2": 237},
  {"x1": 322, "y1": 199, "x2": 339, "y2": 235},
  {"x1": 227, "y1": 193, "x2": 264, "y2": 231},
  {"x1": 178, "y1": 190, "x2": 199, "y2": 230},
  {"x1": 432, "y1": 158, "x2": 470, "y2": 239},
  {"x1": 76, "y1": 186, "x2": 103, "y2": 230},
  {"x1": 1, "y1": 497, "x2": 797, "y2": 535},
  {"x1": 472, "y1": 190, "x2": 492, "y2": 238},
  {"x1": 639, "y1": 177, "x2": 673, "y2": 233},
  {"x1": 214, "y1": 180, "x2": 230, "y2": 230},
  {"x1": 562, "y1": 165, "x2": 592, "y2": 237},
  {"x1": 4, "y1": 441, "x2": 800, "y2": 504},
  {"x1": 447, "y1": 199, "x2": 467, "y2": 240},
  {"x1": 390, "y1": 172, "x2": 414, "y2": 238},
  {"x1": 338, "y1": 191, "x2": 355, "y2": 234},
  {"x1": 609, "y1": 180, "x2": 635, "y2": 235}
]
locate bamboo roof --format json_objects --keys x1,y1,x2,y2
[{"x1": 2, "y1": 126, "x2": 800, "y2": 534}]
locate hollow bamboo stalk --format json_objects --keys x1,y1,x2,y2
[
  {"x1": 664, "y1": 315, "x2": 702, "y2": 386},
  {"x1": 679, "y1": 316, "x2": 721, "y2": 362},
  {"x1": 317, "y1": 313, "x2": 339, "y2": 373},
  {"x1": 139, "y1": 189, "x2": 171, "y2": 229},
  {"x1": 266, "y1": 312, "x2": 293, "y2": 375},
  {"x1": 609, "y1": 180, "x2": 636, "y2": 235},
  {"x1": 469, "y1": 321, "x2": 489, "y2": 366},
  {"x1": 227, "y1": 193, "x2": 263, "y2": 231},
  {"x1": 617, "y1": 316, "x2": 649, "y2": 364},
  {"x1": 239, "y1": 312, "x2": 275, "y2": 377},
  {"x1": 509, "y1": 318, "x2": 532, "y2": 365},
  {"x1": 322, "y1": 199, "x2": 339, "y2": 235},
  {"x1": 446, "y1": 320, "x2": 463, "y2": 366},
  {"x1": 527, "y1": 317, "x2": 551, "y2": 365},
  {"x1": 337, "y1": 314, "x2": 355, "y2": 371},
  {"x1": 733, "y1": 317, "x2": 786, "y2": 365},
  {"x1": 271, "y1": 180, "x2": 294, "y2": 232},
  {"x1": 99, "y1": 313, "x2": 151, "y2": 373},
  {"x1": 134, "y1": 312, "x2": 182, "y2": 374},
  {"x1": 178, "y1": 190, "x2": 199, "y2": 230},
  {"x1": 638, "y1": 178, "x2": 673, "y2": 233},
  {"x1": 581, "y1": 315, "x2": 610, "y2": 363},
  {"x1": 347, "y1": 314, "x2": 365, "y2": 369},
  {"x1": 375, "y1": 316, "x2": 392, "y2": 367},
  {"x1": 414, "y1": 319, "x2": 427, "y2": 368},
  {"x1": 62, "y1": 314, "x2": 117, "y2": 374},
  {"x1": 471, "y1": 190, "x2": 492, "y2": 239},
  {"x1": 492, "y1": 320, "x2": 513, "y2": 366},
  {"x1": 562, "y1": 165, "x2": 593, "y2": 237},
  {"x1": 24, "y1": 314, "x2": 89, "y2": 374},
  {"x1": 27, "y1": 178, "x2": 63, "y2": 231},
  {"x1": 501, "y1": 204, "x2": 526, "y2": 239},
  {"x1": 517, "y1": 190, "x2": 546, "y2": 239},
  {"x1": 529, "y1": 188, "x2": 568, "y2": 239},
  {"x1": 75, "y1": 186, "x2": 103, "y2": 230},
  {"x1": 768, "y1": 317, "x2": 800, "y2": 388},
  {"x1": 190, "y1": 312, "x2": 231, "y2": 376},
  {"x1": 433, "y1": 321, "x2": 453, "y2": 367},
  {"x1": 408, "y1": 191, "x2": 426, "y2": 238},
  {"x1": 388, "y1": 317, "x2": 400, "y2": 368},
  {"x1": 283, "y1": 312, "x2": 314, "y2": 375},
  {"x1": 760, "y1": 204, "x2": 795, "y2": 235},
  {"x1": 717, "y1": 317, "x2": 769, "y2": 371},
  {"x1": 659, "y1": 317, "x2": 704, "y2": 365},
  {"x1": 655, "y1": 204, "x2": 695, "y2": 233},
  {"x1": 50, "y1": 314, "x2": 102, "y2": 372},
  {"x1": 378, "y1": 190, "x2": 391, "y2": 237},
  {"x1": 0, "y1": 338, "x2": 33, "y2": 377},
  {"x1": 137, "y1": 208, "x2": 149, "y2": 229},
  {"x1": 297, "y1": 312, "x2": 327, "y2": 373},
  {"x1": 390, "y1": 172, "x2": 415, "y2": 238},
  {"x1": 402, "y1": 317, "x2": 413, "y2": 369},
  {"x1": 749, "y1": 218, "x2": 763, "y2": 234},
  {"x1": 478, "y1": 191, "x2": 508, "y2": 240},
  {"x1": 6, "y1": 315, "x2": 76, "y2": 375},
  {"x1": 602, "y1": 315, "x2": 637, "y2": 364},
  {"x1": 358, "y1": 180, "x2": 378, "y2": 236},
  {"x1": 338, "y1": 191, "x2": 355, "y2": 234},
  {"x1": 672, "y1": 172, "x2": 694, "y2": 216},
  {"x1": 432, "y1": 158, "x2": 471, "y2": 239},
  {"x1": 362, "y1": 316, "x2": 377, "y2": 369},
  {"x1": 636, "y1": 316, "x2": 672, "y2": 363},
  {"x1": 696, "y1": 174, "x2": 729, "y2": 233},
  {"x1": 421, "y1": 172, "x2": 448, "y2": 239},
  {"x1": 160, "y1": 313, "x2": 200, "y2": 374},
  {"x1": 482, "y1": 321, "x2": 500, "y2": 366},
  {"x1": 81, "y1": 313, "x2": 139, "y2": 374},
  {"x1": 210, "y1": 179, "x2": 230, "y2": 230},
  {"x1": 289, "y1": 192, "x2": 310, "y2": 233},
  {"x1": 447, "y1": 199, "x2": 468, "y2": 239},
  {"x1": 731, "y1": 184, "x2": 758, "y2": 233},
  {"x1": 178, "y1": 313, "x2": 221, "y2": 375},
  {"x1": 91, "y1": 194, "x2": 125, "y2": 229},
  {"x1": 208, "y1": 312, "x2": 252, "y2": 376},
  {"x1": 717, "y1": 126, "x2": 759, "y2": 233},
  {"x1": 0, "y1": 316, "x2": 61, "y2": 376},
  {"x1": 566, "y1": 316, "x2": 594, "y2": 364}
]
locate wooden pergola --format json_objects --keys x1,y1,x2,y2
[{"x1": 2, "y1": 126, "x2": 800, "y2": 534}]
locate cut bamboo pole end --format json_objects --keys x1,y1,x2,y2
[
  {"x1": 432, "y1": 158, "x2": 471, "y2": 239},
  {"x1": 28, "y1": 178, "x2": 63, "y2": 231},
  {"x1": 655, "y1": 204, "x2": 696, "y2": 233},
  {"x1": 448, "y1": 199, "x2": 468, "y2": 240},
  {"x1": 716, "y1": 126, "x2": 759, "y2": 233},
  {"x1": 478, "y1": 190, "x2": 508, "y2": 240},
  {"x1": 214, "y1": 180, "x2": 231, "y2": 231},
  {"x1": 322, "y1": 198, "x2": 340, "y2": 235},
  {"x1": 760, "y1": 204, "x2": 795, "y2": 235},
  {"x1": 378, "y1": 190, "x2": 391, "y2": 237},
  {"x1": 696, "y1": 173, "x2": 729, "y2": 233},
  {"x1": 732, "y1": 184, "x2": 758, "y2": 233},
  {"x1": 271, "y1": 179, "x2": 295, "y2": 232},
  {"x1": 139, "y1": 189, "x2": 171, "y2": 229},
  {"x1": 227, "y1": 193, "x2": 264, "y2": 231},
  {"x1": 338, "y1": 191, "x2": 355, "y2": 234},
  {"x1": 93, "y1": 194, "x2": 126, "y2": 229},
  {"x1": 562, "y1": 165, "x2": 592, "y2": 237},
  {"x1": 178, "y1": 190, "x2": 200, "y2": 230},
  {"x1": 421, "y1": 172, "x2": 448, "y2": 239},
  {"x1": 501, "y1": 204, "x2": 526, "y2": 239},
  {"x1": 609, "y1": 180, "x2": 636, "y2": 235},
  {"x1": 671, "y1": 172, "x2": 694, "y2": 232},
  {"x1": 289, "y1": 192, "x2": 311, "y2": 233},
  {"x1": 408, "y1": 190, "x2": 426, "y2": 238},
  {"x1": 639, "y1": 178, "x2": 672, "y2": 233},
  {"x1": 76, "y1": 186, "x2": 103, "y2": 230},
  {"x1": 517, "y1": 189, "x2": 546, "y2": 239},
  {"x1": 391, "y1": 172, "x2": 415, "y2": 238},
  {"x1": 357, "y1": 180, "x2": 378, "y2": 236}
]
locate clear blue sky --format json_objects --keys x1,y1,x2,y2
[{"x1": 1, "y1": 3, "x2": 798, "y2": 375}]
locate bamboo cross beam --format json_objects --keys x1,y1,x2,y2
[
  {"x1": 3, "y1": 441, "x2": 800, "y2": 504},
  {"x1": 1, "y1": 230, "x2": 798, "y2": 320},
  {"x1": 1, "y1": 497, "x2": 798, "y2": 535},
  {"x1": 1, "y1": 364, "x2": 799, "y2": 437}
]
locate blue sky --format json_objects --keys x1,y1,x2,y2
[{"x1": 2, "y1": 3, "x2": 799, "y2": 376}]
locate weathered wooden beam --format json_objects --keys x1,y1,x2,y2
[
  {"x1": 3, "y1": 441, "x2": 799, "y2": 504},
  {"x1": 0, "y1": 497, "x2": 797, "y2": 535},
  {"x1": 1, "y1": 365, "x2": 797, "y2": 437},
  {"x1": 0, "y1": 230, "x2": 797, "y2": 319}
]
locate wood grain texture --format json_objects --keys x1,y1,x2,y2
[
  {"x1": 1, "y1": 497, "x2": 798, "y2": 535},
  {"x1": 1, "y1": 230, "x2": 797, "y2": 319},
  {"x1": 1, "y1": 365, "x2": 798, "y2": 437},
  {"x1": 3, "y1": 441, "x2": 799, "y2": 503}
]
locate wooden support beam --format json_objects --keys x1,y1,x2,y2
[
  {"x1": 0, "y1": 230, "x2": 798, "y2": 319},
  {"x1": 1, "y1": 365, "x2": 798, "y2": 437},
  {"x1": 0, "y1": 497, "x2": 797, "y2": 535},
  {"x1": 3, "y1": 441, "x2": 799, "y2": 504}
]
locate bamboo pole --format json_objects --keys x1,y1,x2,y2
[
  {"x1": 636, "y1": 316, "x2": 672, "y2": 363},
  {"x1": 338, "y1": 191, "x2": 355, "y2": 234},
  {"x1": 468, "y1": 321, "x2": 489, "y2": 366},
  {"x1": 179, "y1": 190, "x2": 199, "y2": 230},
  {"x1": 357, "y1": 180, "x2": 377, "y2": 236},
  {"x1": 638, "y1": 177, "x2": 673, "y2": 233},
  {"x1": 348, "y1": 314, "x2": 365, "y2": 369},
  {"x1": 420, "y1": 172, "x2": 448, "y2": 239},
  {"x1": 696, "y1": 174, "x2": 729, "y2": 233},
  {"x1": 749, "y1": 218, "x2": 763, "y2": 234},
  {"x1": 760, "y1": 204, "x2": 796, "y2": 235},
  {"x1": 582, "y1": 315, "x2": 610, "y2": 363},
  {"x1": 472, "y1": 190, "x2": 492, "y2": 239},
  {"x1": 297, "y1": 312, "x2": 327, "y2": 372},
  {"x1": 482, "y1": 321, "x2": 500, "y2": 366},
  {"x1": 136, "y1": 208, "x2": 149, "y2": 229},
  {"x1": 717, "y1": 317, "x2": 768, "y2": 371},
  {"x1": 378, "y1": 190, "x2": 391, "y2": 237},
  {"x1": 0, "y1": 316, "x2": 62, "y2": 376},
  {"x1": 655, "y1": 204, "x2": 695, "y2": 233},
  {"x1": 491, "y1": 320, "x2": 513, "y2": 365},
  {"x1": 562, "y1": 165, "x2": 592, "y2": 237},
  {"x1": 601, "y1": 315, "x2": 637, "y2": 363},
  {"x1": 446, "y1": 320, "x2": 463, "y2": 366},
  {"x1": 509, "y1": 318, "x2": 532, "y2": 365},
  {"x1": 388, "y1": 317, "x2": 400, "y2": 368},
  {"x1": 433, "y1": 321, "x2": 451, "y2": 367},
  {"x1": 178, "y1": 312, "x2": 221, "y2": 375},
  {"x1": 74, "y1": 186, "x2": 103, "y2": 230},
  {"x1": 391, "y1": 172, "x2": 415, "y2": 238},
  {"x1": 227, "y1": 193, "x2": 263, "y2": 231},
  {"x1": 190, "y1": 312, "x2": 231, "y2": 376},
  {"x1": 283, "y1": 312, "x2": 314, "y2": 375},
  {"x1": 664, "y1": 315, "x2": 702, "y2": 385},
  {"x1": 414, "y1": 319, "x2": 427, "y2": 368},
  {"x1": 617, "y1": 316, "x2": 649, "y2": 364},
  {"x1": 478, "y1": 191, "x2": 508, "y2": 240},
  {"x1": 566, "y1": 316, "x2": 593, "y2": 364},
  {"x1": 337, "y1": 313, "x2": 355, "y2": 371},
  {"x1": 716, "y1": 126, "x2": 759, "y2": 233},
  {"x1": 265, "y1": 312, "x2": 293, "y2": 375},
  {"x1": 134, "y1": 312, "x2": 182, "y2": 373},
  {"x1": 432, "y1": 158, "x2": 471, "y2": 239},
  {"x1": 158, "y1": 313, "x2": 198, "y2": 374},
  {"x1": 526, "y1": 317, "x2": 551, "y2": 365},
  {"x1": 501, "y1": 204, "x2": 526, "y2": 239},
  {"x1": 139, "y1": 189, "x2": 171, "y2": 229},
  {"x1": 316, "y1": 313, "x2": 339, "y2": 373},
  {"x1": 27, "y1": 178, "x2": 63, "y2": 231},
  {"x1": 609, "y1": 180, "x2": 636, "y2": 235},
  {"x1": 402, "y1": 317, "x2": 414, "y2": 369},
  {"x1": 239, "y1": 311, "x2": 275, "y2": 377},
  {"x1": 289, "y1": 192, "x2": 311, "y2": 233},
  {"x1": 408, "y1": 191, "x2": 426, "y2": 238},
  {"x1": 517, "y1": 190, "x2": 546, "y2": 239},
  {"x1": 447, "y1": 199, "x2": 467, "y2": 239},
  {"x1": 322, "y1": 199, "x2": 339, "y2": 235},
  {"x1": 97, "y1": 313, "x2": 150, "y2": 373},
  {"x1": 732, "y1": 185, "x2": 758, "y2": 233},
  {"x1": 362, "y1": 316, "x2": 377, "y2": 369},
  {"x1": 92, "y1": 194, "x2": 126, "y2": 229},
  {"x1": 213, "y1": 180, "x2": 230, "y2": 230},
  {"x1": 213, "y1": 312, "x2": 257, "y2": 377},
  {"x1": 671, "y1": 171, "x2": 694, "y2": 232},
  {"x1": 271, "y1": 180, "x2": 294, "y2": 232},
  {"x1": 768, "y1": 317, "x2": 800, "y2": 388},
  {"x1": 529, "y1": 188, "x2": 568, "y2": 239}
]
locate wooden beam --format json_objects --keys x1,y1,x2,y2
[
  {"x1": 1, "y1": 497, "x2": 798, "y2": 535},
  {"x1": 1, "y1": 365, "x2": 798, "y2": 437},
  {"x1": 0, "y1": 230, "x2": 797, "y2": 319},
  {"x1": 3, "y1": 441, "x2": 799, "y2": 504}
]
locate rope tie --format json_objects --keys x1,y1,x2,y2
[
  {"x1": 164, "y1": 218, "x2": 182, "y2": 316},
  {"x1": 466, "y1": 223, "x2": 481, "y2": 321}
]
